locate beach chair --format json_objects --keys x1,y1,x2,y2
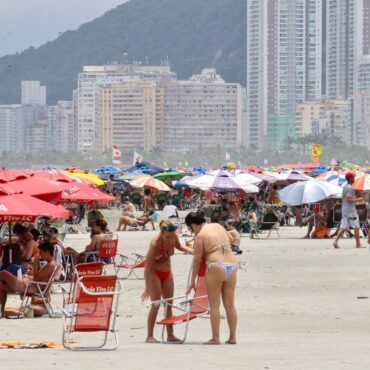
[
  {"x1": 61, "y1": 275, "x2": 124, "y2": 351},
  {"x1": 18, "y1": 266, "x2": 60, "y2": 318},
  {"x1": 117, "y1": 253, "x2": 145, "y2": 279},
  {"x1": 252, "y1": 212, "x2": 280, "y2": 239},
  {"x1": 156, "y1": 193, "x2": 168, "y2": 210},
  {"x1": 148, "y1": 259, "x2": 209, "y2": 343},
  {"x1": 84, "y1": 235, "x2": 118, "y2": 272},
  {"x1": 62, "y1": 262, "x2": 105, "y2": 307},
  {"x1": 131, "y1": 193, "x2": 143, "y2": 210}
]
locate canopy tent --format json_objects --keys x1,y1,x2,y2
[{"x1": 278, "y1": 180, "x2": 342, "y2": 206}]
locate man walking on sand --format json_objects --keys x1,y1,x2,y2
[{"x1": 333, "y1": 171, "x2": 364, "y2": 249}]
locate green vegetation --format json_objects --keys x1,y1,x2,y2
[
  {"x1": 1, "y1": 134, "x2": 369, "y2": 170},
  {"x1": 0, "y1": 0, "x2": 246, "y2": 104}
]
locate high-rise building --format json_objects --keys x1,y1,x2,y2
[
  {"x1": 0, "y1": 105, "x2": 23, "y2": 152},
  {"x1": 47, "y1": 101, "x2": 74, "y2": 152},
  {"x1": 246, "y1": 0, "x2": 323, "y2": 147},
  {"x1": 21, "y1": 81, "x2": 46, "y2": 105},
  {"x1": 75, "y1": 64, "x2": 175, "y2": 153},
  {"x1": 326, "y1": 0, "x2": 356, "y2": 99},
  {"x1": 163, "y1": 69, "x2": 242, "y2": 151},
  {"x1": 357, "y1": 55, "x2": 370, "y2": 92},
  {"x1": 97, "y1": 80, "x2": 158, "y2": 152}
]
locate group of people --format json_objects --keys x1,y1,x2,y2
[{"x1": 142, "y1": 214, "x2": 238, "y2": 345}]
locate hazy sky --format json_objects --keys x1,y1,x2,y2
[{"x1": 0, "y1": 0, "x2": 129, "y2": 56}]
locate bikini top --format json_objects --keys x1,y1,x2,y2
[{"x1": 158, "y1": 239, "x2": 175, "y2": 262}]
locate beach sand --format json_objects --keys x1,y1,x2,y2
[{"x1": 1, "y1": 209, "x2": 370, "y2": 369}]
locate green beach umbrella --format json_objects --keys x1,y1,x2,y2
[{"x1": 153, "y1": 170, "x2": 187, "y2": 183}]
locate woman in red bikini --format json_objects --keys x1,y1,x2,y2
[{"x1": 142, "y1": 219, "x2": 193, "y2": 343}]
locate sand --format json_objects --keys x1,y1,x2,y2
[{"x1": 1, "y1": 209, "x2": 370, "y2": 369}]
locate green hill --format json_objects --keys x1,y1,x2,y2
[{"x1": 0, "y1": 0, "x2": 246, "y2": 104}]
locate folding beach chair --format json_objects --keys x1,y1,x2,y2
[
  {"x1": 148, "y1": 259, "x2": 209, "y2": 343},
  {"x1": 62, "y1": 262, "x2": 105, "y2": 308},
  {"x1": 117, "y1": 253, "x2": 145, "y2": 279},
  {"x1": 251, "y1": 211, "x2": 280, "y2": 239},
  {"x1": 18, "y1": 266, "x2": 60, "y2": 318},
  {"x1": 84, "y1": 235, "x2": 118, "y2": 272},
  {"x1": 62, "y1": 275, "x2": 124, "y2": 351}
]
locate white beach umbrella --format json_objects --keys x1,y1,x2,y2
[{"x1": 278, "y1": 180, "x2": 342, "y2": 206}]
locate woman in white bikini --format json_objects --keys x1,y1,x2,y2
[{"x1": 185, "y1": 211, "x2": 238, "y2": 345}]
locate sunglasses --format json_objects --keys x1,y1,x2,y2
[{"x1": 161, "y1": 225, "x2": 177, "y2": 232}]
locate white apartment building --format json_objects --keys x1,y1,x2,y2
[
  {"x1": 21, "y1": 81, "x2": 46, "y2": 105},
  {"x1": 76, "y1": 64, "x2": 175, "y2": 153},
  {"x1": 47, "y1": 101, "x2": 74, "y2": 152},
  {"x1": 246, "y1": 0, "x2": 322, "y2": 147},
  {"x1": 0, "y1": 105, "x2": 23, "y2": 152},
  {"x1": 326, "y1": 0, "x2": 357, "y2": 99},
  {"x1": 163, "y1": 69, "x2": 242, "y2": 151}
]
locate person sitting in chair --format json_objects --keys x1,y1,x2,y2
[
  {"x1": 116, "y1": 210, "x2": 155, "y2": 231},
  {"x1": 0, "y1": 242, "x2": 56, "y2": 316}
]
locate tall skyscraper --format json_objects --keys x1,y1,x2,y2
[
  {"x1": 246, "y1": 0, "x2": 322, "y2": 147},
  {"x1": 326, "y1": 0, "x2": 356, "y2": 99}
]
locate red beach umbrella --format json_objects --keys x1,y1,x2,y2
[
  {"x1": 61, "y1": 183, "x2": 114, "y2": 204},
  {"x1": 0, "y1": 194, "x2": 72, "y2": 223},
  {"x1": 5, "y1": 175, "x2": 72, "y2": 202},
  {"x1": 0, "y1": 168, "x2": 31, "y2": 183}
]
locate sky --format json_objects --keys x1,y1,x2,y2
[{"x1": 0, "y1": 0, "x2": 129, "y2": 56}]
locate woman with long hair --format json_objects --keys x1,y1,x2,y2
[{"x1": 142, "y1": 219, "x2": 193, "y2": 343}]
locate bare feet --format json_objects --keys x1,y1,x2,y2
[
  {"x1": 226, "y1": 339, "x2": 237, "y2": 344},
  {"x1": 145, "y1": 336, "x2": 160, "y2": 343},
  {"x1": 333, "y1": 241, "x2": 339, "y2": 249},
  {"x1": 167, "y1": 335, "x2": 182, "y2": 343},
  {"x1": 203, "y1": 338, "x2": 220, "y2": 345}
]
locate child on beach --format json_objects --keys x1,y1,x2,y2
[{"x1": 226, "y1": 220, "x2": 243, "y2": 255}]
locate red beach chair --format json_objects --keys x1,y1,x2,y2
[
  {"x1": 84, "y1": 235, "x2": 118, "y2": 271},
  {"x1": 62, "y1": 274, "x2": 124, "y2": 351},
  {"x1": 117, "y1": 253, "x2": 146, "y2": 279},
  {"x1": 148, "y1": 259, "x2": 209, "y2": 343},
  {"x1": 62, "y1": 262, "x2": 105, "y2": 306}
]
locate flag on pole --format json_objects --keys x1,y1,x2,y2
[
  {"x1": 311, "y1": 143, "x2": 323, "y2": 163},
  {"x1": 132, "y1": 151, "x2": 143, "y2": 165},
  {"x1": 112, "y1": 145, "x2": 122, "y2": 165}
]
